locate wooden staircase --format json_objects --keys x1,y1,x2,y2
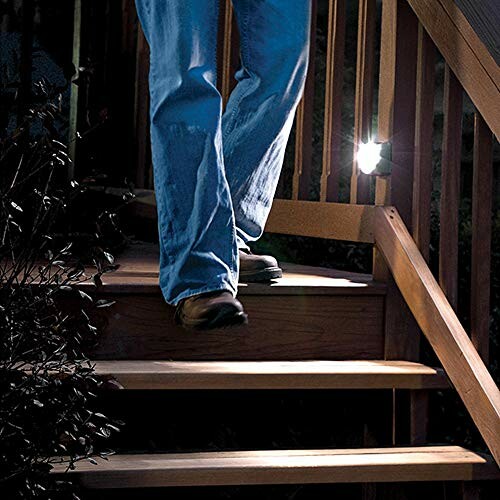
[{"x1": 53, "y1": 242, "x2": 499, "y2": 495}]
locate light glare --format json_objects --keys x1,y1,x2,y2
[{"x1": 357, "y1": 141, "x2": 382, "y2": 174}]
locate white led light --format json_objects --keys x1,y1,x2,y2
[{"x1": 357, "y1": 141, "x2": 383, "y2": 174}]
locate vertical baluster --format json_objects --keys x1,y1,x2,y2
[
  {"x1": 17, "y1": 0, "x2": 34, "y2": 124},
  {"x1": 409, "y1": 27, "x2": 434, "y2": 454},
  {"x1": 439, "y1": 65, "x2": 463, "y2": 310},
  {"x1": 350, "y1": 0, "x2": 376, "y2": 205},
  {"x1": 412, "y1": 25, "x2": 435, "y2": 262},
  {"x1": 471, "y1": 114, "x2": 493, "y2": 364},
  {"x1": 320, "y1": 0, "x2": 346, "y2": 202},
  {"x1": 134, "y1": 23, "x2": 151, "y2": 188},
  {"x1": 121, "y1": 0, "x2": 136, "y2": 56},
  {"x1": 219, "y1": 0, "x2": 239, "y2": 108},
  {"x1": 291, "y1": 0, "x2": 317, "y2": 201},
  {"x1": 68, "y1": 0, "x2": 82, "y2": 177},
  {"x1": 377, "y1": 0, "x2": 418, "y2": 229}
]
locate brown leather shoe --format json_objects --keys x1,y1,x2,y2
[
  {"x1": 174, "y1": 290, "x2": 248, "y2": 330},
  {"x1": 238, "y1": 248, "x2": 283, "y2": 282}
]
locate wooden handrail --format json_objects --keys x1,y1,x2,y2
[
  {"x1": 405, "y1": 0, "x2": 500, "y2": 139},
  {"x1": 374, "y1": 206, "x2": 500, "y2": 466}
]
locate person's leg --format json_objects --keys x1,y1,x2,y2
[
  {"x1": 134, "y1": 0, "x2": 239, "y2": 306},
  {"x1": 223, "y1": 0, "x2": 312, "y2": 247}
]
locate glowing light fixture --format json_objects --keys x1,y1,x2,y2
[{"x1": 356, "y1": 140, "x2": 392, "y2": 176}]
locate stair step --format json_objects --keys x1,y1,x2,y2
[
  {"x1": 94, "y1": 360, "x2": 449, "y2": 390},
  {"x1": 53, "y1": 446, "x2": 499, "y2": 488},
  {"x1": 82, "y1": 243, "x2": 388, "y2": 361}
]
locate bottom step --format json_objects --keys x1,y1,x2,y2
[{"x1": 54, "y1": 446, "x2": 499, "y2": 488}]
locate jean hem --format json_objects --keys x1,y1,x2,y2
[{"x1": 166, "y1": 282, "x2": 238, "y2": 307}]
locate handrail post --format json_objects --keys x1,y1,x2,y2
[
  {"x1": 375, "y1": 0, "x2": 420, "y2": 362},
  {"x1": 376, "y1": 0, "x2": 423, "y2": 450}
]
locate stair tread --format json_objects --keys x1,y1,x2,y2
[
  {"x1": 93, "y1": 360, "x2": 449, "y2": 389},
  {"x1": 82, "y1": 242, "x2": 385, "y2": 295},
  {"x1": 53, "y1": 446, "x2": 499, "y2": 487}
]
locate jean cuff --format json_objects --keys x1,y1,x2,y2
[{"x1": 166, "y1": 281, "x2": 238, "y2": 307}]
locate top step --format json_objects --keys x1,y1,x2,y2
[
  {"x1": 83, "y1": 242, "x2": 386, "y2": 296},
  {"x1": 79, "y1": 243, "x2": 388, "y2": 361}
]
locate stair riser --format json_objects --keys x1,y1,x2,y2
[
  {"x1": 93, "y1": 390, "x2": 393, "y2": 454},
  {"x1": 88, "y1": 294, "x2": 385, "y2": 360}
]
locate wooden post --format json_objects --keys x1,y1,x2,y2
[
  {"x1": 350, "y1": 0, "x2": 376, "y2": 205},
  {"x1": 17, "y1": 0, "x2": 34, "y2": 124},
  {"x1": 219, "y1": 0, "x2": 239, "y2": 107},
  {"x1": 375, "y1": 2, "x2": 423, "y2": 464},
  {"x1": 292, "y1": 0, "x2": 317, "y2": 201},
  {"x1": 412, "y1": 25, "x2": 436, "y2": 262},
  {"x1": 471, "y1": 114, "x2": 493, "y2": 364},
  {"x1": 320, "y1": 0, "x2": 346, "y2": 202},
  {"x1": 439, "y1": 65, "x2": 463, "y2": 311},
  {"x1": 376, "y1": 0, "x2": 420, "y2": 362},
  {"x1": 133, "y1": 24, "x2": 151, "y2": 188},
  {"x1": 68, "y1": 0, "x2": 82, "y2": 178}
]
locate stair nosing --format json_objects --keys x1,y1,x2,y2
[{"x1": 91, "y1": 360, "x2": 450, "y2": 390}]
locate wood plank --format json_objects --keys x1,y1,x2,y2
[
  {"x1": 412, "y1": 25, "x2": 436, "y2": 262},
  {"x1": 383, "y1": 277, "x2": 421, "y2": 361},
  {"x1": 377, "y1": 1, "x2": 423, "y2": 363},
  {"x1": 219, "y1": 0, "x2": 239, "y2": 106},
  {"x1": 265, "y1": 199, "x2": 375, "y2": 243},
  {"x1": 471, "y1": 113, "x2": 493, "y2": 364},
  {"x1": 405, "y1": 0, "x2": 500, "y2": 139},
  {"x1": 68, "y1": 0, "x2": 82, "y2": 176},
  {"x1": 92, "y1": 360, "x2": 449, "y2": 390},
  {"x1": 374, "y1": 205, "x2": 500, "y2": 466},
  {"x1": 440, "y1": 0, "x2": 500, "y2": 83},
  {"x1": 410, "y1": 390, "x2": 429, "y2": 445},
  {"x1": 88, "y1": 294, "x2": 385, "y2": 361},
  {"x1": 350, "y1": 0, "x2": 376, "y2": 205},
  {"x1": 320, "y1": 0, "x2": 346, "y2": 202},
  {"x1": 378, "y1": 0, "x2": 418, "y2": 228},
  {"x1": 52, "y1": 446, "x2": 500, "y2": 488},
  {"x1": 292, "y1": 0, "x2": 317, "y2": 200},
  {"x1": 372, "y1": 176, "x2": 391, "y2": 283},
  {"x1": 133, "y1": 24, "x2": 151, "y2": 188},
  {"x1": 439, "y1": 65, "x2": 463, "y2": 310},
  {"x1": 127, "y1": 194, "x2": 376, "y2": 243}
]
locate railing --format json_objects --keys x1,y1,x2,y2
[
  {"x1": 215, "y1": 0, "x2": 500, "y2": 464},
  {"x1": 388, "y1": 0, "x2": 499, "y2": 464}
]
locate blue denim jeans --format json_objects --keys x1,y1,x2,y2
[{"x1": 134, "y1": 0, "x2": 311, "y2": 305}]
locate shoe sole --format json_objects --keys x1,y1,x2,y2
[
  {"x1": 239, "y1": 267, "x2": 283, "y2": 283},
  {"x1": 175, "y1": 305, "x2": 249, "y2": 331}
]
